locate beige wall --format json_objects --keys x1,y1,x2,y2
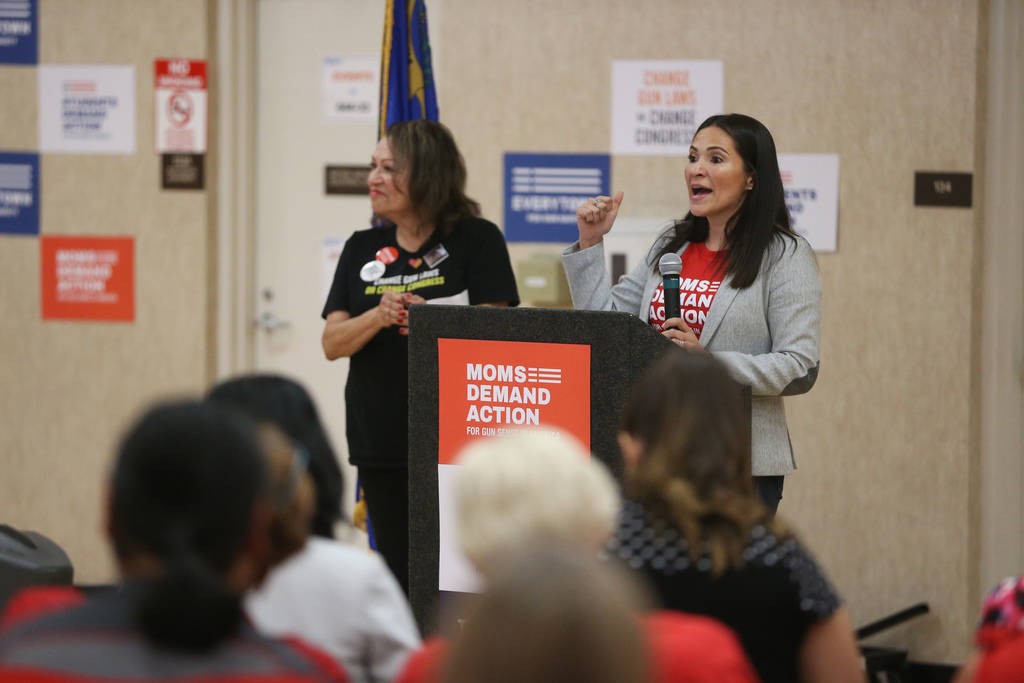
[
  {"x1": 0, "y1": 0, "x2": 212, "y2": 582},
  {"x1": 437, "y1": 0, "x2": 986, "y2": 663},
  {"x1": 1, "y1": 0, "x2": 1017, "y2": 667}
]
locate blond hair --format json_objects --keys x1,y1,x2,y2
[{"x1": 454, "y1": 429, "x2": 620, "y2": 574}]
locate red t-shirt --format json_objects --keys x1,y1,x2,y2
[
  {"x1": 648, "y1": 242, "x2": 727, "y2": 338},
  {"x1": 395, "y1": 612, "x2": 758, "y2": 683}
]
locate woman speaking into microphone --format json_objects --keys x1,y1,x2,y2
[
  {"x1": 322, "y1": 119, "x2": 519, "y2": 593},
  {"x1": 561, "y1": 113, "x2": 820, "y2": 514}
]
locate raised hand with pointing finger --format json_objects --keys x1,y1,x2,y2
[{"x1": 576, "y1": 191, "x2": 624, "y2": 249}]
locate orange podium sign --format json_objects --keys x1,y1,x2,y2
[{"x1": 437, "y1": 337, "x2": 591, "y2": 465}]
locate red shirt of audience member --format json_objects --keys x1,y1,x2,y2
[{"x1": 396, "y1": 610, "x2": 760, "y2": 683}]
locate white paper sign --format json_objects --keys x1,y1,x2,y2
[
  {"x1": 612, "y1": 60, "x2": 723, "y2": 156},
  {"x1": 39, "y1": 65, "x2": 136, "y2": 154},
  {"x1": 778, "y1": 153, "x2": 840, "y2": 252},
  {"x1": 438, "y1": 463, "x2": 483, "y2": 593},
  {"x1": 322, "y1": 56, "x2": 379, "y2": 122},
  {"x1": 322, "y1": 237, "x2": 346, "y2": 302}
]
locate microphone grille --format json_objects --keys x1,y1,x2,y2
[{"x1": 658, "y1": 253, "x2": 682, "y2": 276}]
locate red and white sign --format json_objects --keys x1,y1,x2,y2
[
  {"x1": 437, "y1": 338, "x2": 591, "y2": 465},
  {"x1": 154, "y1": 59, "x2": 207, "y2": 153},
  {"x1": 437, "y1": 337, "x2": 592, "y2": 592},
  {"x1": 322, "y1": 56, "x2": 379, "y2": 122},
  {"x1": 41, "y1": 236, "x2": 134, "y2": 322}
]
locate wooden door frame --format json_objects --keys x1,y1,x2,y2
[
  {"x1": 975, "y1": 0, "x2": 1024, "y2": 607},
  {"x1": 212, "y1": 0, "x2": 258, "y2": 380}
]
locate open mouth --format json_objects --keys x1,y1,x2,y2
[{"x1": 691, "y1": 186, "x2": 712, "y2": 197}]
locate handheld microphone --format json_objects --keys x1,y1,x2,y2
[{"x1": 658, "y1": 253, "x2": 683, "y2": 321}]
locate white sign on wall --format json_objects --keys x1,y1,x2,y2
[
  {"x1": 322, "y1": 56, "x2": 379, "y2": 122},
  {"x1": 322, "y1": 237, "x2": 346, "y2": 302},
  {"x1": 611, "y1": 60, "x2": 723, "y2": 156},
  {"x1": 778, "y1": 153, "x2": 840, "y2": 252},
  {"x1": 39, "y1": 65, "x2": 136, "y2": 154}
]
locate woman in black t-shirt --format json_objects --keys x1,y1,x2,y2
[
  {"x1": 611, "y1": 352, "x2": 863, "y2": 683},
  {"x1": 321, "y1": 119, "x2": 519, "y2": 595}
]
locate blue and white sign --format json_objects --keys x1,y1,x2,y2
[
  {"x1": 0, "y1": 152, "x2": 39, "y2": 235},
  {"x1": 778, "y1": 153, "x2": 840, "y2": 252},
  {"x1": 0, "y1": 0, "x2": 37, "y2": 65},
  {"x1": 39, "y1": 65, "x2": 137, "y2": 154},
  {"x1": 504, "y1": 153, "x2": 610, "y2": 243}
]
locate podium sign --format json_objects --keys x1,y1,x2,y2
[
  {"x1": 435, "y1": 338, "x2": 591, "y2": 592},
  {"x1": 409, "y1": 305, "x2": 686, "y2": 632},
  {"x1": 437, "y1": 338, "x2": 591, "y2": 461}
]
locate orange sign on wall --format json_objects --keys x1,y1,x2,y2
[
  {"x1": 41, "y1": 236, "x2": 134, "y2": 322},
  {"x1": 437, "y1": 338, "x2": 591, "y2": 464}
]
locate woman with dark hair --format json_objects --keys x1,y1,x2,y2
[
  {"x1": 0, "y1": 401, "x2": 347, "y2": 682},
  {"x1": 321, "y1": 119, "x2": 519, "y2": 593},
  {"x1": 612, "y1": 352, "x2": 863, "y2": 683},
  {"x1": 209, "y1": 374, "x2": 421, "y2": 683},
  {"x1": 563, "y1": 113, "x2": 821, "y2": 513},
  {"x1": 208, "y1": 374, "x2": 343, "y2": 539}
]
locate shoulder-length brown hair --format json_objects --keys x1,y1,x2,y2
[
  {"x1": 621, "y1": 351, "x2": 788, "y2": 574},
  {"x1": 385, "y1": 119, "x2": 480, "y2": 235}
]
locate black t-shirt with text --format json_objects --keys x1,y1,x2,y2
[{"x1": 322, "y1": 216, "x2": 519, "y2": 468}]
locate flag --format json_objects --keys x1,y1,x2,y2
[
  {"x1": 358, "y1": 0, "x2": 440, "y2": 546},
  {"x1": 378, "y1": 0, "x2": 438, "y2": 138}
]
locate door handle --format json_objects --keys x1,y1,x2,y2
[{"x1": 254, "y1": 311, "x2": 291, "y2": 332}]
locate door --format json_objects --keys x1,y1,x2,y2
[{"x1": 255, "y1": 0, "x2": 386, "y2": 513}]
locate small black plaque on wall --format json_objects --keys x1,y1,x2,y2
[
  {"x1": 914, "y1": 172, "x2": 972, "y2": 207},
  {"x1": 161, "y1": 154, "x2": 205, "y2": 190},
  {"x1": 325, "y1": 165, "x2": 370, "y2": 195}
]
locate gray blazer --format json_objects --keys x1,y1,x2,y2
[{"x1": 561, "y1": 230, "x2": 821, "y2": 476}]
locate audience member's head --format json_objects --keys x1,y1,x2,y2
[
  {"x1": 253, "y1": 422, "x2": 315, "y2": 570},
  {"x1": 453, "y1": 429, "x2": 619, "y2": 575},
  {"x1": 441, "y1": 545, "x2": 649, "y2": 683},
  {"x1": 619, "y1": 351, "x2": 781, "y2": 573},
  {"x1": 207, "y1": 374, "x2": 344, "y2": 538},
  {"x1": 107, "y1": 400, "x2": 272, "y2": 651}
]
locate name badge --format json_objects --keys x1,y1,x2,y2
[{"x1": 423, "y1": 244, "x2": 449, "y2": 268}]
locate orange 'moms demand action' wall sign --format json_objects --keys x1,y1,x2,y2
[
  {"x1": 41, "y1": 236, "x2": 134, "y2": 322},
  {"x1": 437, "y1": 338, "x2": 591, "y2": 464}
]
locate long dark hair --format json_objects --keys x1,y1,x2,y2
[
  {"x1": 207, "y1": 374, "x2": 344, "y2": 539},
  {"x1": 110, "y1": 401, "x2": 268, "y2": 651},
  {"x1": 621, "y1": 352, "x2": 787, "y2": 573},
  {"x1": 653, "y1": 113, "x2": 797, "y2": 288},
  {"x1": 386, "y1": 119, "x2": 480, "y2": 235}
]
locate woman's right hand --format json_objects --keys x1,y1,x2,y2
[
  {"x1": 576, "y1": 191, "x2": 624, "y2": 249},
  {"x1": 375, "y1": 290, "x2": 409, "y2": 328}
]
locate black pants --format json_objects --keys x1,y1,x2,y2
[
  {"x1": 359, "y1": 466, "x2": 409, "y2": 596},
  {"x1": 753, "y1": 475, "x2": 784, "y2": 516}
]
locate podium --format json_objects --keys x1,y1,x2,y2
[{"x1": 406, "y1": 304, "x2": 692, "y2": 631}]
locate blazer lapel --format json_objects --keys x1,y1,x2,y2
[{"x1": 700, "y1": 277, "x2": 739, "y2": 347}]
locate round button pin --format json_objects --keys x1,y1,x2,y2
[
  {"x1": 360, "y1": 259, "x2": 386, "y2": 282},
  {"x1": 376, "y1": 246, "x2": 399, "y2": 264}
]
